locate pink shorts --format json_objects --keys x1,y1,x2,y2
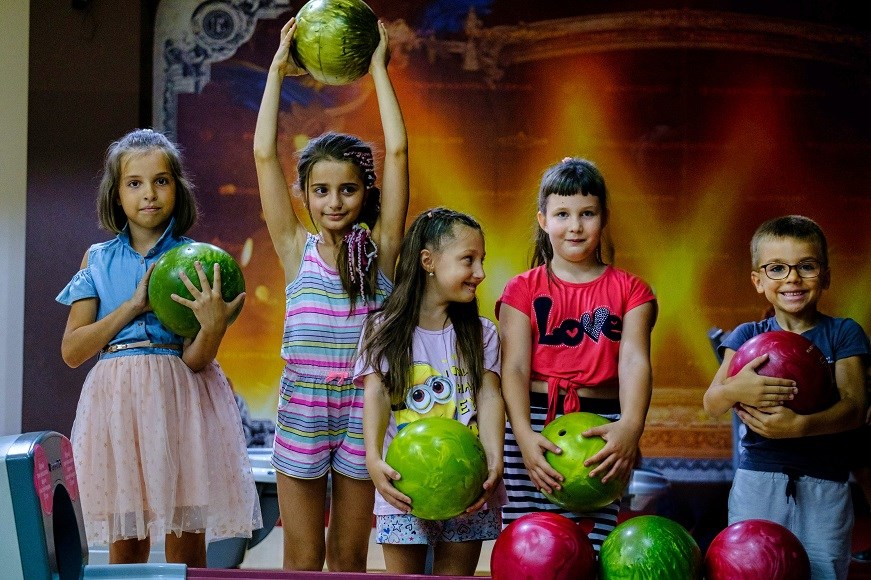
[{"x1": 271, "y1": 370, "x2": 369, "y2": 480}]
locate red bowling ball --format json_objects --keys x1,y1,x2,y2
[
  {"x1": 705, "y1": 519, "x2": 810, "y2": 579},
  {"x1": 727, "y1": 330, "x2": 836, "y2": 414},
  {"x1": 491, "y1": 512, "x2": 596, "y2": 580}
]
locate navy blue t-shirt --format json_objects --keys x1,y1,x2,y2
[{"x1": 720, "y1": 315, "x2": 869, "y2": 481}]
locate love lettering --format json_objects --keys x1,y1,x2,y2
[{"x1": 533, "y1": 297, "x2": 622, "y2": 346}]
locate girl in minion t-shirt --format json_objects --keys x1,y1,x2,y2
[{"x1": 354, "y1": 208, "x2": 506, "y2": 576}]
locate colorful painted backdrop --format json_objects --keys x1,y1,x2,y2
[{"x1": 168, "y1": 1, "x2": 871, "y2": 461}]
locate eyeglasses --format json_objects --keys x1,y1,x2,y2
[{"x1": 758, "y1": 260, "x2": 823, "y2": 280}]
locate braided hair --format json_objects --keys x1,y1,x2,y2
[{"x1": 297, "y1": 132, "x2": 382, "y2": 307}]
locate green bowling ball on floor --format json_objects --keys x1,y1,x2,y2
[
  {"x1": 148, "y1": 242, "x2": 245, "y2": 338},
  {"x1": 599, "y1": 515, "x2": 702, "y2": 579},
  {"x1": 385, "y1": 417, "x2": 488, "y2": 520},
  {"x1": 540, "y1": 412, "x2": 626, "y2": 512}
]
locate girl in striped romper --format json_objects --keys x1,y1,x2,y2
[
  {"x1": 496, "y1": 157, "x2": 657, "y2": 552},
  {"x1": 253, "y1": 18, "x2": 409, "y2": 572}
]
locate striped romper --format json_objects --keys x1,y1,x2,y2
[{"x1": 271, "y1": 233, "x2": 391, "y2": 480}]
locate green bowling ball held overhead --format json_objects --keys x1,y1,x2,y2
[
  {"x1": 148, "y1": 242, "x2": 246, "y2": 338},
  {"x1": 291, "y1": 0, "x2": 381, "y2": 85}
]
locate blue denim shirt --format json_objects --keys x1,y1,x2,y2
[{"x1": 56, "y1": 219, "x2": 191, "y2": 359}]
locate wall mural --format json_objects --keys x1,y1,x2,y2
[{"x1": 153, "y1": 0, "x2": 871, "y2": 480}]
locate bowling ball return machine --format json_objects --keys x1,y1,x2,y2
[{"x1": 0, "y1": 431, "x2": 281, "y2": 579}]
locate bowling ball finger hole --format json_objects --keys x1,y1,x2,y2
[{"x1": 558, "y1": 429, "x2": 567, "y2": 436}]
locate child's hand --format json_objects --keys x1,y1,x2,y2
[
  {"x1": 272, "y1": 18, "x2": 307, "y2": 78},
  {"x1": 516, "y1": 429, "x2": 564, "y2": 494},
  {"x1": 736, "y1": 404, "x2": 803, "y2": 439},
  {"x1": 173, "y1": 262, "x2": 245, "y2": 334},
  {"x1": 369, "y1": 21, "x2": 390, "y2": 73},
  {"x1": 367, "y1": 456, "x2": 412, "y2": 513},
  {"x1": 466, "y1": 465, "x2": 503, "y2": 513},
  {"x1": 729, "y1": 354, "x2": 797, "y2": 408},
  {"x1": 582, "y1": 419, "x2": 639, "y2": 485},
  {"x1": 129, "y1": 264, "x2": 155, "y2": 315}
]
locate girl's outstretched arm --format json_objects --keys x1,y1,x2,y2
[
  {"x1": 466, "y1": 370, "x2": 504, "y2": 512},
  {"x1": 363, "y1": 372, "x2": 413, "y2": 513},
  {"x1": 499, "y1": 304, "x2": 564, "y2": 494},
  {"x1": 253, "y1": 18, "x2": 309, "y2": 281},
  {"x1": 61, "y1": 253, "x2": 152, "y2": 368},
  {"x1": 583, "y1": 301, "x2": 656, "y2": 485},
  {"x1": 368, "y1": 21, "x2": 409, "y2": 281}
]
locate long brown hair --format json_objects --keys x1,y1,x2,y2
[
  {"x1": 297, "y1": 132, "x2": 382, "y2": 307},
  {"x1": 360, "y1": 208, "x2": 485, "y2": 405}
]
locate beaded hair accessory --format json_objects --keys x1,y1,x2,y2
[
  {"x1": 343, "y1": 148, "x2": 377, "y2": 189},
  {"x1": 346, "y1": 223, "x2": 378, "y2": 295}
]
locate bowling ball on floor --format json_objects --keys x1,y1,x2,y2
[
  {"x1": 148, "y1": 242, "x2": 245, "y2": 338},
  {"x1": 491, "y1": 512, "x2": 596, "y2": 580},
  {"x1": 727, "y1": 330, "x2": 836, "y2": 414},
  {"x1": 540, "y1": 412, "x2": 626, "y2": 512},
  {"x1": 704, "y1": 519, "x2": 810, "y2": 580},
  {"x1": 599, "y1": 515, "x2": 702, "y2": 579},
  {"x1": 291, "y1": 0, "x2": 380, "y2": 85},
  {"x1": 385, "y1": 417, "x2": 488, "y2": 520}
]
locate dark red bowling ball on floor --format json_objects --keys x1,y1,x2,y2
[
  {"x1": 705, "y1": 519, "x2": 810, "y2": 579},
  {"x1": 727, "y1": 330, "x2": 836, "y2": 414},
  {"x1": 491, "y1": 512, "x2": 596, "y2": 580}
]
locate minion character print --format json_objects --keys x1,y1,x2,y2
[{"x1": 395, "y1": 363, "x2": 456, "y2": 429}]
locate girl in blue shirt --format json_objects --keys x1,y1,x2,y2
[{"x1": 57, "y1": 129, "x2": 261, "y2": 566}]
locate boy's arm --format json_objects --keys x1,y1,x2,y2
[
  {"x1": 369, "y1": 22, "x2": 409, "y2": 281},
  {"x1": 703, "y1": 349, "x2": 797, "y2": 417},
  {"x1": 704, "y1": 349, "x2": 740, "y2": 416},
  {"x1": 738, "y1": 355, "x2": 866, "y2": 438}
]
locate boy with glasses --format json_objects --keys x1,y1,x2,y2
[{"x1": 704, "y1": 215, "x2": 869, "y2": 579}]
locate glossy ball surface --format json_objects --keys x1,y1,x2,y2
[
  {"x1": 491, "y1": 512, "x2": 596, "y2": 580},
  {"x1": 385, "y1": 417, "x2": 488, "y2": 520},
  {"x1": 599, "y1": 515, "x2": 702, "y2": 580},
  {"x1": 541, "y1": 412, "x2": 626, "y2": 512},
  {"x1": 148, "y1": 242, "x2": 245, "y2": 338},
  {"x1": 728, "y1": 330, "x2": 836, "y2": 414},
  {"x1": 291, "y1": 0, "x2": 380, "y2": 85},
  {"x1": 704, "y1": 519, "x2": 810, "y2": 580}
]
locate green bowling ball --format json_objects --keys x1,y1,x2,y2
[
  {"x1": 148, "y1": 242, "x2": 245, "y2": 338},
  {"x1": 291, "y1": 0, "x2": 380, "y2": 85},
  {"x1": 541, "y1": 412, "x2": 626, "y2": 512},
  {"x1": 385, "y1": 417, "x2": 488, "y2": 520},
  {"x1": 599, "y1": 515, "x2": 702, "y2": 580}
]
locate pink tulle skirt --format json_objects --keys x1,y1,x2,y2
[{"x1": 71, "y1": 354, "x2": 262, "y2": 545}]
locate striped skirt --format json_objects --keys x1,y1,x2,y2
[{"x1": 503, "y1": 391, "x2": 622, "y2": 551}]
